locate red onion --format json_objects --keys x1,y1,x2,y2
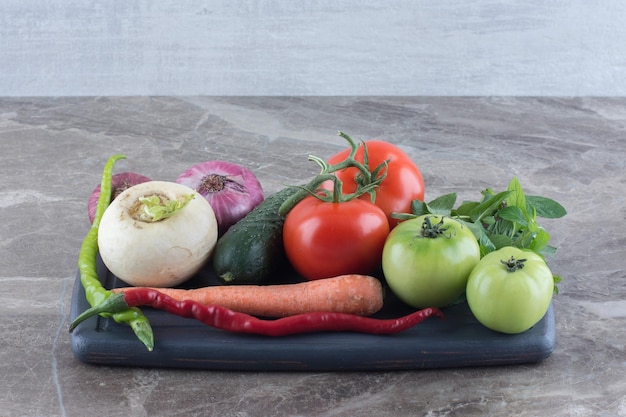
[
  {"x1": 88, "y1": 172, "x2": 152, "y2": 224},
  {"x1": 175, "y1": 161, "x2": 264, "y2": 235}
]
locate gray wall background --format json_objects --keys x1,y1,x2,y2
[{"x1": 2, "y1": 1, "x2": 626, "y2": 96}]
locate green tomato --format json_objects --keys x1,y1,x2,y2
[
  {"x1": 466, "y1": 246, "x2": 554, "y2": 334},
  {"x1": 382, "y1": 215, "x2": 480, "y2": 308}
]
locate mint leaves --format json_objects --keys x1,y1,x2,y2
[{"x1": 393, "y1": 177, "x2": 567, "y2": 291}]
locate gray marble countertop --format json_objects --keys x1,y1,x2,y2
[{"x1": 1, "y1": 97, "x2": 624, "y2": 417}]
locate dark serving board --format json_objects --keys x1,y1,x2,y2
[{"x1": 69, "y1": 255, "x2": 555, "y2": 371}]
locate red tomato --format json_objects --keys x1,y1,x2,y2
[
  {"x1": 325, "y1": 140, "x2": 425, "y2": 228},
  {"x1": 283, "y1": 196, "x2": 390, "y2": 280}
]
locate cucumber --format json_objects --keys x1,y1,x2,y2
[{"x1": 212, "y1": 187, "x2": 300, "y2": 284}]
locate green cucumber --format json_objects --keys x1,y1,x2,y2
[{"x1": 212, "y1": 187, "x2": 300, "y2": 284}]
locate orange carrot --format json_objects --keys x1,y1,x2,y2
[{"x1": 113, "y1": 275, "x2": 384, "y2": 318}]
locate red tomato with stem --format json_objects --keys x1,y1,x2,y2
[
  {"x1": 283, "y1": 196, "x2": 390, "y2": 281},
  {"x1": 325, "y1": 140, "x2": 425, "y2": 228}
]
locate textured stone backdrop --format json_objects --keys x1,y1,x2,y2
[{"x1": 2, "y1": 1, "x2": 626, "y2": 96}]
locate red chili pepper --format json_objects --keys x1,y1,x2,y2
[{"x1": 70, "y1": 288, "x2": 444, "y2": 337}]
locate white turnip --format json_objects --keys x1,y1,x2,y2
[{"x1": 98, "y1": 181, "x2": 218, "y2": 287}]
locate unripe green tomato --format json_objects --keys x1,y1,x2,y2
[
  {"x1": 466, "y1": 246, "x2": 554, "y2": 334},
  {"x1": 382, "y1": 215, "x2": 480, "y2": 308}
]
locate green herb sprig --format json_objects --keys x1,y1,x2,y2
[{"x1": 393, "y1": 177, "x2": 567, "y2": 291}]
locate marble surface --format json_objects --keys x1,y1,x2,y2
[{"x1": 0, "y1": 97, "x2": 625, "y2": 417}]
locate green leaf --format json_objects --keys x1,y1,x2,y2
[
  {"x1": 409, "y1": 199, "x2": 429, "y2": 216},
  {"x1": 526, "y1": 207, "x2": 539, "y2": 233},
  {"x1": 540, "y1": 244, "x2": 557, "y2": 257},
  {"x1": 530, "y1": 228, "x2": 551, "y2": 253},
  {"x1": 497, "y1": 205, "x2": 528, "y2": 226},
  {"x1": 469, "y1": 190, "x2": 511, "y2": 222},
  {"x1": 526, "y1": 195, "x2": 567, "y2": 218},
  {"x1": 552, "y1": 274, "x2": 562, "y2": 294},
  {"x1": 481, "y1": 187, "x2": 496, "y2": 199},
  {"x1": 479, "y1": 244, "x2": 494, "y2": 257},
  {"x1": 488, "y1": 233, "x2": 513, "y2": 250},
  {"x1": 391, "y1": 212, "x2": 418, "y2": 221},
  {"x1": 425, "y1": 193, "x2": 457, "y2": 216},
  {"x1": 454, "y1": 201, "x2": 480, "y2": 217},
  {"x1": 513, "y1": 229, "x2": 537, "y2": 249},
  {"x1": 493, "y1": 218, "x2": 516, "y2": 237},
  {"x1": 506, "y1": 177, "x2": 527, "y2": 218},
  {"x1": 461, "y1": 220, "x2": 496, "y2": 252},
  {"x1": 481, "y1": 216, "x2": 496, "y2": 226}
]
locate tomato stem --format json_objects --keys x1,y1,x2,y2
[
  {"x1": 420, "y1": 216, "x2": 452, "y2": 239},
  {"x1": 501, "y1": 256, "x2": 527, "y2": 272},
  {"x1": 278, "y1": 131, "x2": 388, "y2": 215}
]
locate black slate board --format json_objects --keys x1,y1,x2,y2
[{"x1": 69, "y1": 256, "x2": 555, "y2": 371}]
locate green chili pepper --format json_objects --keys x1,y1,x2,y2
[{"x1": 76, "y1": 154, "x2": 154, "y2": 351}]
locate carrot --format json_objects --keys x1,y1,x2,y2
[{"x1": 113, "y1": 274, "x2": 384, "y2": 318}]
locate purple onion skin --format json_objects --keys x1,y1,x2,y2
[
  {"x1": 176, "y1": 161, "x2": 264, "y2": 236},
  {"x1": 87, "y1": 172, "x2": 152, "y2": 224}
]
